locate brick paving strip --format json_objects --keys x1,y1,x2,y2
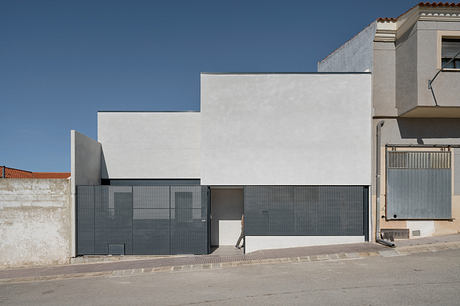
[{"x1": 1, "y1": 234, "x2": 460, "y2": 284}]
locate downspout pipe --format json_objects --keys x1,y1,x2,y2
[{"x1": 375, "y1": 121, "x2": 395, "y2": 248}]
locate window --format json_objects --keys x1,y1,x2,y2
[{"x1": 441, "y1": 38, "x2": 460, "y2": 69}]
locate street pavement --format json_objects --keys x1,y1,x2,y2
[
  {"x1": 2, "y1": 234, "x2": 460, "y2": 284},
  {"x1": 0, "y1": 242, "x2": 388, "y2": 283},
  {"x1": 1, "y1": 248, "x2": 459, "y2": 305}
]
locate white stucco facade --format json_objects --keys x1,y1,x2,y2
[
  {"x1": 96, "y1": 74, "x2": 372, "y2": 185},
  {"x1": 200, "y1": 73, "x2": 372, "y2": 186},
  {"x1": 87, "y1": 73, "x2": 373, "y2": 254},
  {"x1": 98, "y1": 112, "x2": 201, "y2": 179}
]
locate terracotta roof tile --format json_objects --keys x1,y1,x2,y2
[
  {"x1": 32, "y1": 172, "x2": 70, "y2": 179},
  {"x1": 3, "y1": 167, "x2": 34, "y2": 178},
  {"x1": 1, "y1": 166, "x2": 70, "y2": 179},
  {"x1": 376, "y1": 17, "x2": 398, "y2": 22},
  {"x1": 320, "y1": 2, "x2": 460, "y2": 64},
  {"x1": 419, "y1": 2, "x2": 460, "y2": 7}
]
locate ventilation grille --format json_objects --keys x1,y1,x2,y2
[{"x1": 387, "y1": 151, "x2": 451, "y2": 169}]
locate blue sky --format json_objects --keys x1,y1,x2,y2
[{"x1": 1, "y1": 0, "x2": 419, "y2": 172}]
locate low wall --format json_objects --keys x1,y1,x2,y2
[
  {"x1": 245, "y1": 236, "x2": 365, "y2": 253},
  {"x1": 0, "y1": 179, "x2": 71, "y2": 267}
]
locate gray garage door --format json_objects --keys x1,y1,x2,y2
[
  {"x1": 386, "y1": 151, "x2": 451, "y2": 220},
  {"x1": 244, "y1": 186, "x2": 369, "y2": 239},
  {"x1": 77, "y1": 185, "x2": 209, "y2": 255}
]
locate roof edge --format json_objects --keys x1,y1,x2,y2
[
  {"x1": 97, "y1": 110, "x2": 200, "y2": 113},
  {"x1": 377, "y1": 2, "x2": 460, "y2": 23},
  {"x1": 201, "y1": 72, "x2": 371, "y2": 75}
]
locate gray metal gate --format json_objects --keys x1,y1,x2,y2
[
  {"x1": 386, "y1": 151, "x2": 451, "y2": 220},
  {"x1": 244, "y1": 186, "x2": 369, "y2": 239},
  {"x1": 77, "y1": 185, "x2": 209, "y2": 255}
]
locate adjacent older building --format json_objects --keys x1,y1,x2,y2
[{"x1": 319, "y1": 2, "x2": 460, "y2": 240}]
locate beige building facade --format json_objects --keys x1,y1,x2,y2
[{"x1": 319, "y1": 2, "x2": 460, "y2": 241}]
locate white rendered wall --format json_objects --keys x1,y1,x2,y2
[
  {"x1": 245, "y1": 236, "x2": 365, "y2": 253},
  {"x1": 71, "y1": 130, "x2": 101, "y2": 188},
  {"x1": 200, "y1": 73, "x2": 372, "y2": 186},
  {"x1": 98, "y1": 112, "x2": 200, "y2": 179},
  {"x1": 318, "y1": 22, "x2": 376, "y2": 73}
]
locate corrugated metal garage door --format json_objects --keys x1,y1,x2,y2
[
  {"x1": 386, "y1": 151, "x2": 451, "y2": 220},
  {"x1": 77, "y1": 185, "x2": 208, "y2": 255},
  {"x1": 244, "y1": 186, "x2": 369, "y2": 239}
]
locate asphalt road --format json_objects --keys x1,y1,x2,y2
[{"x1": 1, "y1": 249, "x2": 460, "y2": 306}]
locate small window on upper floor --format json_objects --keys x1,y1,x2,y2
[{"x1": 442, "y1": 38, "x2": 460, "y2": 69}]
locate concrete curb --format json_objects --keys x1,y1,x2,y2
[{"x1": 2, "y1": 241, "x2": 460, "y2": 284}]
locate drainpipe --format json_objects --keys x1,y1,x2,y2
[{"x1": 375, "y1": 121, "x2": 395, "y2": 247}]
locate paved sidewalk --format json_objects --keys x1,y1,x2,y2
[{"x1": 1, "y1": 234, "x2": 460, "y2": 284}]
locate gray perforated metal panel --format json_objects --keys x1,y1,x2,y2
[
  {"x1": 170, "y1": 186, "x2": 207, "y2": 254},
  {"x1": 132, "y1": 186, "x2": 170, "y2": 255},
  {"x1": 76, "y1": 186, "x2": 95, "y2": 255},
  {"x1": 94, "y1": 186, "x2": 133, "y2": 255},
  {"x1": 77, "y1": 184, "x2": 208, "y2": 255},
  {"x1": 387, "y1": 151, "x2": 452, "y2": 220},
  {"x1": 244, "y1": 186, "x2": 368, "y2": 238}
]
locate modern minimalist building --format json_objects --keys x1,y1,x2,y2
[{"x1": 71, "y1": 2, "x2": 460, "y2": 257}]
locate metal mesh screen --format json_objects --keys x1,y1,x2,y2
[
  {"x1": 77, "y1": 185, "x2": 208, "y2": 255},
  {"x1": 386, "y1": 151, "x2": 452, "y2": 220},
  {"x1": 244, "y1": 186, "x2": 368, "y2": 237},
  {"x1": 132, "y1": 186, "x2": 170, "y2": 254},
  {"x1": 77, "y1": 186, "x2": 95, "y2": 254},
  {"x1": 94, "y1": 186, "x2": 133, "y2": 254},
  {"x1": 170, "y1": 186, "x2": 207, "y2": 254}
]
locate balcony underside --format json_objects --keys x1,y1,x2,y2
[{"x1": 400, "y1": 106, "x2": 460, "y2": 118}]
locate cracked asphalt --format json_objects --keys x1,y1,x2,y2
[{"x1": 1, "y1": 248, "x2": 460, "y2": 305}]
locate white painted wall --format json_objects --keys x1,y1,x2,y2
[
  {"x1": 98, "y1": 112, "x2": 201, "y2": 179},
  {"x1": 201, "y1": 73, "x2": 372, "y2": 186},
  {"x1": 211, "y1": 189, "x2": 243, "y2": 246},
  {"x1": 406, "y1": 221, "x2": 435, "y2": 238},
  {"x1": 0, "y1": 179, "x2": 71, "y2": 267},
  {"x1": 71, "y1": 130, "x2": 101, "y2": 188},
  {"x1": 245, "y1": 236, "x2": 365, "y2": 253},
  {"x1": 318, "y1": 22, "x2": 376, "y2": 73}
]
